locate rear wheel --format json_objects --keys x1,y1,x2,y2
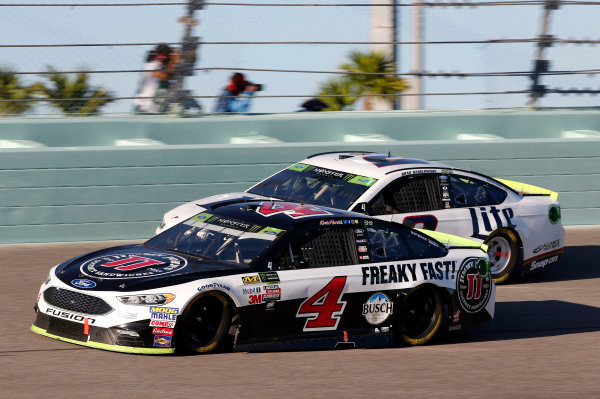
[
  {"x1": 177, "y1": 291, "x2": 231, "y2": 354},
  {"x1": 395, "y1": 287, "x2": 443, "y2": 346},
  {"x1": 485, "y1": 230, "x2": 519, "y2": 284}
]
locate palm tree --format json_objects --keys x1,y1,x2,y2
[
  {"x1": 0, "y1": 69, "x2": 43, "y2": 116},
  {"x1": 317, "y1": 77, "x2": 357, "y2": 111},
  {"x1": 40, "y1": 69, "x2": 115, "y2": 116},
  {"x1": 316, "y1": 50, "x2": 408, "y2": 111}
]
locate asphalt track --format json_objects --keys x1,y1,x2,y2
[{"x1": 1, "y1": 226, "x2": 599, "y2": 398}]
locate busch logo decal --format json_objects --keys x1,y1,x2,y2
[
  {"x1": 362, "y1": 293, "x2": 393, "y2": 325},
  {"x1": 456, "y1": 257, "x2": 492, "y2": 314},
  {"x1": 80, "y1": 252, "x2": 187, "y2": 279}
]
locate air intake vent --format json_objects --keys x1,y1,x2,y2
[{"x1": 44, "y1": 287, "x2": 113, "y2": 315}]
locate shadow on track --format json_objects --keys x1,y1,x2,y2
[
  {"x1": 447, "y1": 300, "x2": 600, "y2": 344},
  {"x1": 518, "y1": 245, "x2": 600, "y2": 284}
]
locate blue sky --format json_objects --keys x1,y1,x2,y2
[{"x1": 1, "y1": 1, "x2": 599, "y2": 115}]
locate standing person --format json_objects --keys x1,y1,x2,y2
[
  {"x1": 214, "y1": 72, "x2": 260, "y2": 114},
  {"x1": 133, "y1": 44, "x2": 179, "y2": 114}
]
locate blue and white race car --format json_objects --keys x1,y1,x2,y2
[
  {"x1": 33, "y1": 200, "x2": 494, "y2": 354},
  {"x1": 157, "y1": 151, "x2": 565, "y2": 283}
]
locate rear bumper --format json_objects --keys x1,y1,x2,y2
[{"x1": 31, "y1": 311, "x2": 174, "y2": 354}]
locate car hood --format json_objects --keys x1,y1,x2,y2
[{"x1": 55, "y1": 244, "x2": 247, "y2": 292}]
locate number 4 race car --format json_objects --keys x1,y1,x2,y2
[
  {"x1": 158, "y1": 151, "x2": 565, "y2": 283},
  {"x1": 32, "y1": 200, "x2": 494, "y2": 354}
]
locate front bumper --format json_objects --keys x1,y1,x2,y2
[{"x1": 31, "y1": 310, "x2": 174, "y2": 354}]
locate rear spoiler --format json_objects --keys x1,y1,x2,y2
[{"x1": 494, "y1": 178, "x2": 559, "y2": 200}]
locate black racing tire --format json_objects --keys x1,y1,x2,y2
[
  {"x1": 176, "y1": 291, "x2": 232, "y2": 354},
  {"x1": 485, "y1": 230, "x2": 519, "y2": 284},
  {"x1": 395, "y1": 286, "x2": 443, "y2": 346}
]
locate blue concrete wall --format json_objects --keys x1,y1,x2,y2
[{"x1": 1, "y1": 109, "x2": 599, "y2": 243}]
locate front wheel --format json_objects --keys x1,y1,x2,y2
[
  {"x1": 176, "y1": 291, "x2": 232, "y2": 354},
  {"x1": 395, "y1": 287, "x2": 443, "y2": 346},
  {"x1": 485, "y1": 230, "x2": 519, "y2": 284}
]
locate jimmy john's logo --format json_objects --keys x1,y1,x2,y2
[
  {"x1": 456, "y1": 257, "x2": 492, "y2": 314},
  {"x1": 80, "y1": 252, "x2": 187, "y2": 280}
]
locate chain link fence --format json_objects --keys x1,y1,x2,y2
[{"x1": 1, "y1": 0, "x2": 599, "y2": 117}]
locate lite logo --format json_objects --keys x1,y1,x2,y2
[
  {"x1": 101, "y1": 256, "x2": 164, "y2": 271},
  {"x1": 469, "y1": 206, "x2": 515, "y2": 239}
]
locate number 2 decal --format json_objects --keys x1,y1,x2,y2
[{"x1": 296, "y1": 276, "x2": 347, "y2": 331}]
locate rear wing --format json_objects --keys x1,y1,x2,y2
[{"x1": 494, "y1": 178, "x2": 559, "y2": 200}]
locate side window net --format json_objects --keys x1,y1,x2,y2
[
  {"x1": 391, "y1": 176, "x2": 442, "y2": 213},
  {"x1": 300, "y1": 228, "x2": 357, "y2": 268}
]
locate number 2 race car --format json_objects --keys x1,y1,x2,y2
[
  {"x1": 157, "y1": 151, "x2": 565, "y2": 283},
  {"x1": 32, "y1": 200, "x2": 494, "y2": 354}
]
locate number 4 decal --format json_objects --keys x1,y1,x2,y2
[{"x1": 296, "y1": 276, "x2": 347, "y2": 331}]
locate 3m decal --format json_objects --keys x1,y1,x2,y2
[
  {"x1": 456, "y1": 257, "x2": 492, "y2": 313},
  {"x1": 80, "y1": 252, "x2": 187, "y2": 280},
  {"x1": 362, "y1": 293, "x2": 393, "y2": 325},
  {"x1": 256, "y1": 202, "x2": 332, "y2": 219},
  {"x1": 469, "y1": 206, "x2": 515, "y2": 240},
  {"x1": 297, "y1": 276, "x2": 347, "y2": 331}
]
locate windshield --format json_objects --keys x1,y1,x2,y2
[
  {"x1": 146, "y1": 212, "x2": 285, "y2": 268},
  {"x1": 248, "y1": 163, "x2": 377, "y2": 210}
]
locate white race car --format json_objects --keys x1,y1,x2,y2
[
  {"x1": 32, "y1": 200, "x2": 494, "y2": 353},
  {"x1": 157, "y1": 151, "x2": 565, "y2": 283}
]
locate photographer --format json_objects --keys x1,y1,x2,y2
[
  {"x1": 214, "y1": 73, "x2": 262, "y2": 114},
  {"x1": 134, "y1": 44, "x2": 179, "y2": 114}
]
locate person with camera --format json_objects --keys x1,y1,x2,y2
[
  {"x1": 214, "y1": 72, "x2": 262, "y2": 114},
  {"x1": 134, "y1": 44, "x2": 180, "y2": 114}
]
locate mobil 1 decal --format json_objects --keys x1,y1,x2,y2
[
  {"x1": 80, "y1": 252, "x2": 187, "y2": 279},
  {"x1": 469, "y1": 206, "x2": 515, "y2": 240},
  {"x1": 456, "y1": 257, "x2": 492, "y2": 313}
]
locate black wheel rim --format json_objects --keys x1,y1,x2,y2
[
  {"x1": 400, "y1": 290, "x2": 437, "y2": 338},
  {"x1": 183, "y1": 295, "x2": 224, "y2": 348}
]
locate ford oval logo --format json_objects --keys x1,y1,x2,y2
[{"x1": 71, "y1": 279, "x2": 96, "y2": 289}]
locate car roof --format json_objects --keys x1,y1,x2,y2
[
  {"x1": 302, "y1": 151, "x2": 453, "y2": 178},
  {"x1": 203, "y1": 199, "x2": 367, "y2": 230}
]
